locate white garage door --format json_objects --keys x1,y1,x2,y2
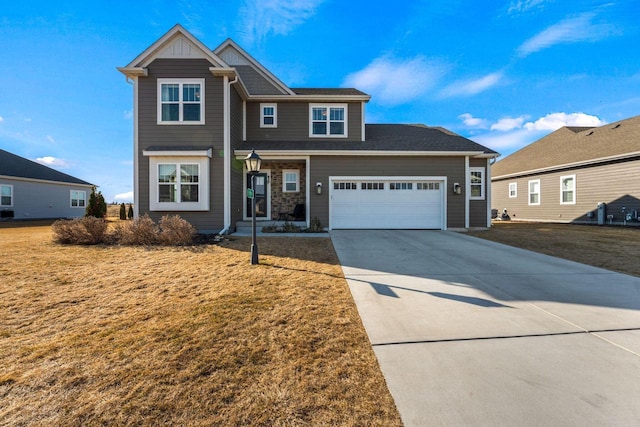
[{"x1": 330, "y1": 178, "x2": 445, "y2": 229}]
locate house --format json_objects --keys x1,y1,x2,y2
[
  {"x1": 118, "y1": 24, "x2": 498, "y2": 233},
  {"x1": 491, "y1": 115, "x2": 640, "y2": 225},
  {"x1": 0, "y1": 149, "x2": 94, "y2": 220}
]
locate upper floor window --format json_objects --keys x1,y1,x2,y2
[
  {"x1": 1, "y1": 185, "x2": 13, "y2": 206},
  {"x1": 508, "y1": 182, "x2": 517, "y2": 198},
  {"x1": 528, "y1": 179, "x2": 540, "y2": 205},
  {"x1": 310, "y1": 104, "x2": 347, "y2": 137},
  {"x1": 260, "y1": 104, "x2": 277, "y2": 128},
  {"x1": 70, "y1": 190, "x2": 86, "y2": 208},
  {"x1": 469, "y1": 167, "x2": 485, "y2": 200},
  {"x1": 157, "y1": 79, "x2": 205, "y2": 124},
  {"x1": 560, "y1": 175, "x2": 576, "y2": 204}
]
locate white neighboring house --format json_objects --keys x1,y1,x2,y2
[{"x1": 0, "y1": 149, "x2": 94, "y2": 220}]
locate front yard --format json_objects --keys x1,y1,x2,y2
[{"x1": 0, "y1": 223, "x2": 401, "y2": 426}]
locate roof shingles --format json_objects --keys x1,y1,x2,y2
[{"x1": 0, "y1": 149, "x2": 92, "y2": 186}]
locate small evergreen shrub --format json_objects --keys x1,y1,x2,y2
[
  {"x1": 52, "y1": 217, "x2": 108, "y2": 245},
  {"x1": 158, "y1": 215, "x2": 196, "y2": 246},
  {"x1": 119, "y1": 203, "x2": 126, "y2": 220},
  {"x1": 85, "y1": 186, "x2": 107, "y2": 218},
  {"x1": 127, "y1": 205, "x2": 134, "y2": 219}
]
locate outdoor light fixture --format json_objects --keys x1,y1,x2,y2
[
  {"x1": 453, "y1": 182, "x2": 461, "y2": 195},
  {"x1": 316, "y1": 182, "x2": 323, "y2": 195},
  {"x1": 245, "y1": 150, "x2": 262, "y2": 265}
]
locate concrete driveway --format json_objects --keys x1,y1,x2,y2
[{"x1": 331, "y1": 230, "x2": 640, "y2": 426}]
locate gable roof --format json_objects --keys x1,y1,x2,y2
[
  {"x1": 236, "y1": 124, "x2": 497, "y2": 157},
  {"x1": 492, "y1": 115, "x2": 640, "y2": 179},
  {"x1": 0, "y1": 149, "x2": 92, "y2": 186}
]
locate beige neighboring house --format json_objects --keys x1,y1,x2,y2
[{"x1": 491, "y1": 115, "x2": 640, "y2": 225}]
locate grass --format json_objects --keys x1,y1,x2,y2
[
  {"x1": 0, "y1": 223, "x2": 401, "y2": 426},
  {"x1": 467, "y1": 222, "x2": 640, "y2": 277}
]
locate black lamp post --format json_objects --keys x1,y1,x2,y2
[{"x1": 245, "y1": 150, "x2": 262, "y2": 265}]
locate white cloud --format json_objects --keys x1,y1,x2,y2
[
  {"x1": 491, "y1": 116, "x2": 526, "y2": 131},
  {"x1": 238, "y1": 0, "x2": 325, "y2": 45},
  {"x1": 440, "y1": 71, "x2": 503, "y2": 98},
  {"x1": 35, "y1": 156, "x2": 70, "y2": 169},
  {"x1": 523, "y1": 112, "x2": 605, "y2": 131},
  {"x1": 343, "y1": 55, "x2": 448, "y2": 105},
  {"x1": 123, "y1": 110, "x2": 133, "y2": 120},
  {"x1": 458, "y1": 113, "x2": 488, "y2": 129},
  {"x1": 0, "y1": 116, "x2": 4, "y2": 122},
  {"x1": 46, "y1": 135, "x2": 56, "y2": 144},
  {"x1": 517, "y1": 12, "x2": 619, "y2": 57},
  {"x1": 114, "y1": 191, "x2": 134, "y2": 203},
  {"x1": 507, "y1": 0, "x2": 549, "y2": 14}
]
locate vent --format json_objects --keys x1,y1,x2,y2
[
  {"x1": 612, "y1": 124, "x2": 621, "y2": 129},
  {"x1": 587, "y1": 131, "x2": 594, "y2": 136}
]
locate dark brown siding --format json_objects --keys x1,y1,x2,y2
[
  {"x1": 469, "y1": 158, "x2": 488, "y2": 227},
  {"x1": 309, "y1": 156, "x2": 466, "y2": 228},
  {"x1": 245, "y1": 101, "x2": 363, "y2": 142},
  {"x1": 230, "y1": 86, "x2": 244, "y2": 228},
  {"x1": 491, "y1": 158, "x2": 640, "y2": 224},
  {"x1": 138, "y1": 58, "x2": 224, "y2": 232}
]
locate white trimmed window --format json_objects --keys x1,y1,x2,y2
[
  {"x1": 70, "y1": 190, "x2": 86, "y2": 208},
  {"x1": 260, "y1": 104, "x2": 277, "y2": 128},
  {"x1": 282, "y1": 169, "x2": 299, "y2": 193},
  {"x1": 146, "y1": 154, "x2": 210, "y2": 211},
  {"x1": 508, "y1": 182, "x2": 517, "y2": 198},
  {"x1": 470, "y1": 167, "x2": 485, "y2": 200},
  {"x1": 528, "y1": 179, "x2": 541, "y2": 205},
  {"x1": 1, "y1": 185, "x2": 13, "y2": 206},
  {"x1": 157, "y1": 79, "x2": 205, "y2": 124},
  {"x1": 560, "y1": 175, "x2": 576, "y2": 204},
  {"x1": 310, "y1": 104, "x2": 347, "y2": 137}
]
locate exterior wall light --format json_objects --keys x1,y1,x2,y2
[
  {"x1": 453, "y1": 182, "x2": 461, "y2": 195},
  {"x1": 316, "y1": 182, "x2": 323, "y2": 195}
]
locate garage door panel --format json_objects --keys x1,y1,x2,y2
[{"x1": 330, "y1": 179, "x2": 443, "y2": 230}]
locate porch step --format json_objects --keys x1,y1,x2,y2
[{"x1": 235, "y1": 220, "x2": 307, "y2": 234}]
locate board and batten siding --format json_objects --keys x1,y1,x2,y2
[
  {"x1": 491, "y1": 158, "x2": 640, "y2": 223},
  {"x1": 0, "y1": 178, "x2": 91, "y2": 219},
  {"x1": 309, "y1": 156, "x2": 466, "y2": 228},
  {"x1": 137, "y1": 58, "x2": 225, "y2": 232},
  {"x1": 245, "y1": 101, "x2": 363, "y2": 142}
]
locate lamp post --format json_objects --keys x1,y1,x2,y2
[{"x1": 245, "y1": 150, "x2": 262, "y2": 265}]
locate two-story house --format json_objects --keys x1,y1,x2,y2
[{"x1": 118, "y1": 24, "x2": 498, "y2": 233}]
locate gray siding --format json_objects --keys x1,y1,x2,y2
[
  {"x1": 309, "y1": 156, "x2": 466, "y2": 228},
  {"x1": 0, "y1": 178, "x2": 91, "y2": 219},
  {"x1": 469, "y1": 158, "x2": 488, "y2": 227},
  {"x1": 230, "y1": 86, "x2": 245, "y2": 228},
  {"x1": 245, "y1": 101, "x2": 363, "y2": 142},
  {"x1": 138, "y1": 58, "x2": 225, "y2": 232},
  {"x1": 491, "y1": 158, "x2": 640, "y2": 224}
]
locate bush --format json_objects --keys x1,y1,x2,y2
[
  {"x1": 305, "y1": 217, "x2": 324, "y2": 233},
  {"x1": 52, "y1": 217, "x2": 108, "y2": 245},
  {"x1": 158, "y1": 215, "x2": 196, "y2": 245},
  {"x1": 127, "y1": 205, "x2": 134, "y2": 219},
  {"x1": 85, "y1": 186, "x2": 107, "y2": 218},
  {"x1": 115, "y1": 215, "x2": 158, "y2": 245},
  {"x1": 119, "y1": 203, "x2": 126, "y2": 220}
]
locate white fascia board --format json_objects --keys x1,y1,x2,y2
[
  {"x1": 117, "y1": 67, "x2": 148, "y2": 78},
  {"x1": 143, "y1": 148, "x2": 213, "y2": 158},
  {"x1": 249, "y1": 94, "x2": 371, "y2": 102},
  {"x1": 330, "y1": 175, "x2": 447, "y2": 181},
  {"x1": 0, "y1": 175, "x2": 93, "y2": 188},
  {"x1": 492, "y1": 150, "x2": 640, "y2": 180},
  {"x1": 234, "y1": 150, "x2": 486, "y2": 157}
]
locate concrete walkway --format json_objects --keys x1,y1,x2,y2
[{"x1": 331, "y1": 230, "x2": 640, "y2": 426}]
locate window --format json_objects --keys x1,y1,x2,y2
[
  {"x1": 390, "y1": 182, "x2": 413, "y2": 190},
  {"x1": 560, "y1": 175, "x2": 576, "y2": 204},
  {"x1": 361, "y1": 182, "x2": 384, "y2": 190},
  {"x1": 260, "y1": 104, "x2": 277, "y2": 128},
  {"x1": 1, "y1": 185, "x2": 13, "y2": 206},
  {"x1": 310, "y1": 104, "x2": 347, "y2": 137},
  {"x1": 146, "y1": 154, "x2": 210, "y2": 211},
  {"x1": 70, "y1": 190, "x2": 86, "y2": 208},
  {"x1": 417, "y1": 182, "x2": 440, "y2": 190},
  {"x1": 508, "y1": 182, "x2": 517, "y2": 198},
  {"x1": 282, "y1": 169, "x2": 299, "y2": 193},
  {"x1": 470, "y1": 167, "x2": 485, "y2": 200},
  {"x1": 528, "y1": 179, "x2": 540, "y2": 205},
  {"x1": 157, "y1": 79, "x2": 204, "y2": 124},
  {"x1": 333, "y1": 182, "x2": 357, "y2": 190}
]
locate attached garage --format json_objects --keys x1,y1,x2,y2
[{"x1": 329, "y1": 176, "x2": 446, "y2": 230}]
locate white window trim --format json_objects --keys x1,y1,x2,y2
[
  {"x1": 528, "y1": 179, "x2": 541, "y2": 206},
  {"x1": 469, "y1": 167, "x2": 485, "y2": 200},
  {"x1": 508, "y1": 182, "x2": 517, "y2": 198},
  {"x1": 147, "y1": 155, "x2": 210, "y2": 211},
  {"x1": 260, "y1": 103, "x2": 277, "y2": 128},
  {"x1": 560, "y1": 174, "x2": 576, "y2": 205},
  {"x1": 309, "y1": 103, "x2": 348, "y2": 138},
  {"x1": 70, "y1": 190, "x2": 86, "y2": 208},
  {"x1": 282, "y1": 169, "x2": 300, "y2": 193},
  {"x1": 157, "y1": 78, "x2": 205, "y2": 125},
  {"x1": 1, "y1": 184, "x2": 13, "y2": 207}
]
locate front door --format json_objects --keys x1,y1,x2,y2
[{"x1": 246, "y1": 172, "x2": 268, "y2": 218}]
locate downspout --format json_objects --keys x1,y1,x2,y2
[
  {"x1": 218, "y1": 74, "x2": 239, "y2": 236},
  {"x1": 464, "y1": 156, "x2": 470, "y2": 229},
  {"x1": 486, "y1": 157, "x2": 492, "y2": 228}
]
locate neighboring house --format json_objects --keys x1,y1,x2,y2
[
  {"x1": 0, "y1": 149, "x2": 94, "y2": 220},
  {"x1": 118, "y1": 24, "x2": 498, "y2": 233},
  {"x1": 492, "y1": 115, "x2": 640, "y2": 225}
]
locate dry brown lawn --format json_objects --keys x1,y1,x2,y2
[
  {"x1": 467, "y1": 222, "x2": 640, "y2": 277},
  {"x1": 0, "y1": 223, "x2": 401, "y2": 426}
]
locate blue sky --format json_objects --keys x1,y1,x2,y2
[{"x1": 1, "y1": 0, "x2": 638, "y2": 203}]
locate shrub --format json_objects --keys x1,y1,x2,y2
[
  {"x1": 119, "y1": 203, "x2": 126, "y2": 220},
  {"x1": 52, "y1": 217, "x2": 108, "y2": 245},
  {"x1": 305, "y1": 217, "x2": 324, "y2": 233},
  {"x1": 158, "y1": 215, "x2": 196, "y2": 245},
  {"x1": 115, "y1": 215, "x2": 158, "y2": 245},
  {"x1": 127, "y1": 205, "x2": 134, "y2": 219},
  {"x1": 85, "y1": 186, "x2": 107, "y2": 218}
]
